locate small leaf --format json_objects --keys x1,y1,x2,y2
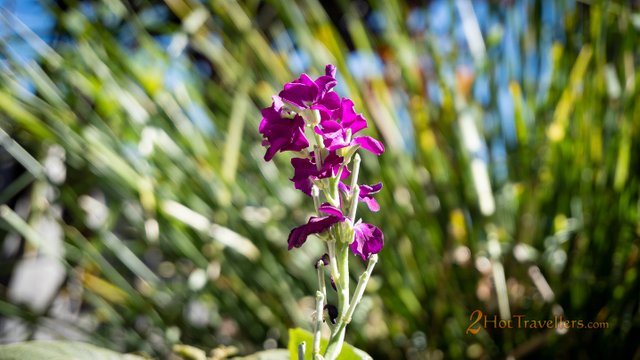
[{"x1": 287, "y1": 328, "x2": 372, "y2": 360}]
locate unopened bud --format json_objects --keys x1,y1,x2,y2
[
  {"x1": 324, "y1": 304, "x2": 338, "y2": 324},
  {"x1": 315, "y1": 254, "x2": 330, "y2": 268}
]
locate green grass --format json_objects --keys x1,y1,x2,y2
[{"x1": 0, "y1": 0, "x2": 638, "y2": 358}]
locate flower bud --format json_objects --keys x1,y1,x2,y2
[
  {"x1": 315, "y1": 253, "x2": 330, "y2": 268},
  {"x1": 324, "y1": 304, "x2": 338, "y2": 324}
]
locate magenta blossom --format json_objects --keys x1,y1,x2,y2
[
  {"x1": 259, "y1": 106, "x2": 309, "y2": 161},
  {"x1": 350, "y1": 221, "x2": 384, "y2": 260},
  {"x1": 288, "y1": 203, "x2": 344, "y2": 249},
  {"x1": 259, "y1": 64, "x2": 383, "y2": 359},
  {"x1": 260, "y1": 64, "x2": 385, "y2": 262},
  {"x1": 338, "y1": 182, "x2": 383, "y2": 212},
  {"x1": 313, "y1": 98, "x2": 385, "y2": 155},
  {"x1": 288, "y1": 203, "x2": 384, "y2": 261},
  {"x1": 290, "y1": 152, "x2": 350, "y2": 196},
  {"x1": 274, "y1": 64, "x2": 341, "y2": 118}
]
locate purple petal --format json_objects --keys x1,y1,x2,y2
[
  {"x1": 319, "y1": 152, "x2": 344, "y2": 178},
  {"x1": 279, "y1": 83, "x2": 318, "y2": 108},
  {"x1": 361, "y1": 197, "x2": 380, "y2": 212},
  {"x1": 340, "y1": 166, "x2": 351, "y2": 180},
  {"x1": 290, "y1": 157, "x2": 318, "y2": 195},
  {"x1": 259, "y1": 106, "x2": 280, "y2": 129},
  {"x1": 272, "y1": 95, "x2": 285, "y2": 112},
  {"x1": 315, "y1": 75, "x2": 337, "y2": 95},
  {"x1": 315, "y1": 122, "x2": 350, "y2": 151},
  {"x1": 293, "y1": 177, "x2": 313, "y2": 196},
  {"x1": 360, "y1": 182, "x2": 383, "y2": 195},
  {"x1": 325, "y1": 64, "x2": 337, "y2": 78},
  {"x1": 318, "y1": 203, "x2": 344, "y2": 219},
  {"x1": 291, "y1": 157, "x2": 317, "y2": 181},
  {"x1": 289, "y1": 153, "x2": 345, "y2": 195},
  {"x1": 322, "y1": 131, "x2": 351, "y2": 151},
  {"x1": 350, "y1": 222, "x2": 384, "y2": 260},
  {"x1": 283, "y1": 126, "x2": 309, "y2": 151},
  {"x1": 338, "y1": 182, "x2": 350, "y2": 194},
  {"x1": 338, "y1": 99, "x2": 368, "y2": 134},
  {"x1": 317, "y1": 91, "x2": 341, "y2": 110},
  {"x1": 260, "y1": 109, "x2": 309, "y2": 160},
  {"x1": 285, "y1": 73, "x2": 315, "y2": 88},
  {"x1": 317, "y1": 120, "x2": 342, "y2": 133},
  {"x1": 288, "y1": 216, "x2": 342, "y2": 250},
  {"x1": 311, "y1": 92, "x2": 341, "y2": 121},
  {"x1": 324, "y1": 137, "x2": 351, "y2": 151},
  {"x1": 259, "y1": 118, "x2": 268, "y2": 134},
  {"x1": 263, "y1": 137, "x2": 287, "y2": 161},
  {"x1": 353, "y1": 136, "x2": 384, "y2": 155},
  {"x1": 358, "y1": 183, "x2": 382, "y2": 212}
]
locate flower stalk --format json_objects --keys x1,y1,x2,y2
[
  {"x1": 259, "y1": 64, "x2": 385, "y2": 359},
  {"x1": 313, "y1": 290, "x2": 325, "y2": 358},
  {"x1": 344, "y1": 254, "x2": 378, "y2": 325},
  {"x1": 323, "y1": 241, "x2": 350, "y2": 360}
]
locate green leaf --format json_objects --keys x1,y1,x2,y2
[
  {"x1": 232, "y1": 349, "x2": 290, "y2": 359},
  {"x1": 287, "y1": 328, "x2": 372, "y2": 360},
  {"x1": 0, "y1": 341, "x2": 145, "y2": 360}
]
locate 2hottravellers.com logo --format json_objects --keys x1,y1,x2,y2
[{"x1": 466, "y1": 310, "x2": 609, "y2": 335}]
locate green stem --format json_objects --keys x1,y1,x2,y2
[
  {"x1": 327, "y1": 240, "x2": 341, "y2": 287},
  {"x1": 324, "y1": 325, "x2": 346, "y2": 360},
  {"x1": 324, "y1": 254, "x2": 378, "y2": 359},
  {"x1": 338, "y1": 242, "x2": 350, "y2": 308},
  {"x1": 348, "y1": 186, "x2": 360, "y2": 223},
  {"x1": 333, "y1": 165, "x2": 343, "y2": 204},
  {"x1": 317, "y1": 259, "x2": 327, "y2": 302},
  {"x1": 312, "y1": 185, "x2": 321, "y2": 213},
  {"x1": 323, "y1": 154, "x2": 364, "y2": 360},
  {"x1": 313, "y1": 290, "x2": 325, "y2": 358},
  {"x1": 349, "y1": 154, "x2": 361, "y2": 191},
  {"x1": 343, "y1": 254, "x2": 378, "y2": 324},
  {"x1": 323, "y1": 242, "x2": 350, "y2": 360},
  {"x1": 325, "y1": 177, "x2": 340, "y2": 207}
]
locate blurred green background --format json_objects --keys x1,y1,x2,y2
[{"x1": 0, "y1": 0, "x2": 639, "y2": 358}]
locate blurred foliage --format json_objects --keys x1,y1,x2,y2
[
  {"x1": 0, "y1": 340, "x2": 145, "y2": 360},
  {"x1": 0, "y1": 0, "x2": 639, "y2": 359}
]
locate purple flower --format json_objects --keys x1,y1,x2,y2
[
  {"x1": 275, "y1": 65, "x2": 340, "y2": 117},
  {"x1": 314, "y1": 98, "x2": 385, "y2": 155},
  {"x1": 338, "y1": 182, "x2": 383, "y2": 212},
  {"x1": 333, "y1": 98, "x2": 368, "y2": 134},
  {"x1": 288, "y1": 203, "x2": 344, "y2": 249},
  {"x1": 287, "y1": 202, "x2": 384, "y2": 260},
  {"x1": 314, "y1": 120, "x2": 351, "y2": 150},
  {"x1": 350, "y1": 222, "x2": 384, "y2": 260},
  {"x1": 259, "y1": 105, "x2": 309, "y2": 161},
  {"x1": 290, "y1": 152, "x2": 350, "y2": 196},
  {"x1": 352, "y1": 136, "x2": 385, "y2": 155},
  {"x1": 259, "y1": 64, "x2": 385, "y2": 259},
  {"x1": 358, "y1": 183, "x2": 383, "y2": 212}
]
